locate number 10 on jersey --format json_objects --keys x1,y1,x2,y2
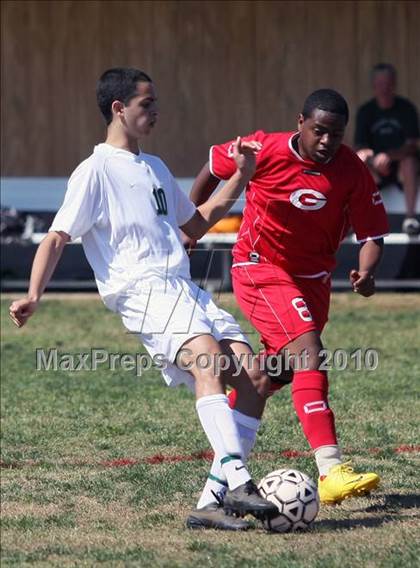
[{"x1": 153, "y1": 187, "x2": 168, "y2": 215}]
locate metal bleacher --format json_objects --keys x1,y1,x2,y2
[{"x1": 1, "y1": 177, "x2": 419, "y2": 292}]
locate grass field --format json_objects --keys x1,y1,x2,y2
[{"x1": 1, "y1": 292, "x2": 419, "y2": 567}]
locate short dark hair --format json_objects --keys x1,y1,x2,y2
[
  {"x1": 302, "y1": 89, "x2": 349, "y2": 124},
  {"x1": 96, "y1": 67, "x2": 152, "y2": 125},
  {"x1": 371, "y1": 62, "x2": 397, "y2": 80}
]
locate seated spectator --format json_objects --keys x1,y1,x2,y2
[{"x1": 355, "y1": 63, "x2": 420, "y2": 235}]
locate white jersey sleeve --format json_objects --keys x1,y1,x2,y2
[
  {"x1": 171, "y1": 175, "x2": 196, "y2": 226},
  {"x1": 49, "y1": 158, "x2": 101, "y2": 240}
]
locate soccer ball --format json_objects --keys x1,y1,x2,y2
[{"x1": 258, "y1": 468, "x2": 319, "y2": 532}]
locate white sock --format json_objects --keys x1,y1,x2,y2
[
  {"x1": 196, "y1": 409, "x2": 261, "y2": 509},
  {"x1": 195, "y1": 394, "x2": 251, "y2": 492},
  {"x1": 314, "y1": 445, "x2": 342, "y2": 476},
  {"x1": 233, "y1": 410, "x2": 261, "y2": 460},
  {"x1": 196, "y1": 470, "x2": 228, "y2": 509}
]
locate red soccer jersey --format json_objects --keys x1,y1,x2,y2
[{"x1": 210, "y1": 131, "x2": 389, "y2": 275}]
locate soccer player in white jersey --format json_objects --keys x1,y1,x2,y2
[{"x1": 9, "y1": 68, "x2": 277, "y2": 531}]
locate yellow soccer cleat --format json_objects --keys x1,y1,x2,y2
[{"x1": 318, "y1": 462, "x2": 380, "y2": 505}]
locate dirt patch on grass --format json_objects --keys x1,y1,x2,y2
[
  {"x1": 74, "y1": 496, "x2": 140, "y2": 529},
  {"x1": 1, "y1": 502, "x2": 61, "y2": 518},
  {"x1": 1, "y1": 492, "x2": 419, "y2": 565}
]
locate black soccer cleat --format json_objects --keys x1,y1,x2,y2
[
  {"x1": 186, "y1": 502, "x2": 251, "y2": 531},
  {"x1": 223, "y1": 480, "x2": 278, "y2": 520}
]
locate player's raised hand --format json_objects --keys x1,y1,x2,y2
[
  {"x1": 232, "y1": 137, "x2": 262, "y2": 178},
  {"x1": 349, "y1": 269, "x2": 375, "y2": 297},
  {"x1": 9, "y1": 298, "x2": 39, "y2": 328}
]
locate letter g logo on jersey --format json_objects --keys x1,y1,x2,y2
[{"x1": 290, "y1": 189, "x2": 327, "y2": 211}]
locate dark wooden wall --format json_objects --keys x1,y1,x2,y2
[{"x1": 2, "y1": 0, "x2": 419, "y2": 177}]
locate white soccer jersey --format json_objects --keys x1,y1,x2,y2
[{"x1": 50, "y1": 143, "x2": 196, "y2": 310}]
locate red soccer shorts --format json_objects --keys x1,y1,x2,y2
[{"x1": 231, "y1": 263, "x2": 331, "y2": 354}]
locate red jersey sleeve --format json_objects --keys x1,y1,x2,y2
[
  {"x1": 209, "y1": 130, "x2": 266, "y2": 179},
  {"x1": 348, "y1": 158, "x2": 390, "y2": 242}
]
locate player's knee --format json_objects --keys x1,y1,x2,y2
[
  {"x1": 400, "y1": 154, "x2": 416, "y2": 164},
  {"x1": 400, "y1": 154, "x2": 417, "y2": 172},
  {"x1": 298, "y1": 343, "x2": 324, "y2": 371},
  {"x1": 249, "y1": 368, "x2": 271, "y2": 399},
  {"x1": 188, "y1": 354, "x2": 226, "y2": 387},
  {"x1": 233, "y1": 367, "x2": 271, "y2": 400}
]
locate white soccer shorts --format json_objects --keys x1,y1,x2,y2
[{"x1": 116, "y1": 276, "x2": 249, "y2": 390}]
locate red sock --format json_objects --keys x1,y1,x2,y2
[
  {"x1": 291, "y1": 370, "x2": 337, "y2": 449},
  {"x1": 228, "y1": 389, "x2": 237, "y2": 409}
]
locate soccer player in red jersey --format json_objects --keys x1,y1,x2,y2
[{"x1": 190, "y1": 89, "x2": 389, "y2": 504}]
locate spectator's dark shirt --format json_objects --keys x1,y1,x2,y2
[{"x1": 355, "y1": 96, "x2": 419, "y2": 153}]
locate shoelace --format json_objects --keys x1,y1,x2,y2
[
  {"x1": 211, "y1": 490, "x2": 225, "y2": 508},
  {"x1": 244, "y1": 480, "x2": 259, "y2": 495},
  {"x1": 338, "y1": 461, "x2": 356, "y2": 475}
]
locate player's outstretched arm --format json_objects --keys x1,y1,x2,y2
[
  {"x1": 349, "y1": 238, "x2": 384, "y2": 297},
  {"x1": 180, "y1": 162, "x2": 221, "y2": 254},
  {"x1": 181, "y1": 137, "x2": 260, "y2": 240},
  {"x1": 190, "y1": 162, "x2": 221, "y2": 206},
  {"x1": 9, "y1": 231, "x2": 70, "y2": 327}
]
